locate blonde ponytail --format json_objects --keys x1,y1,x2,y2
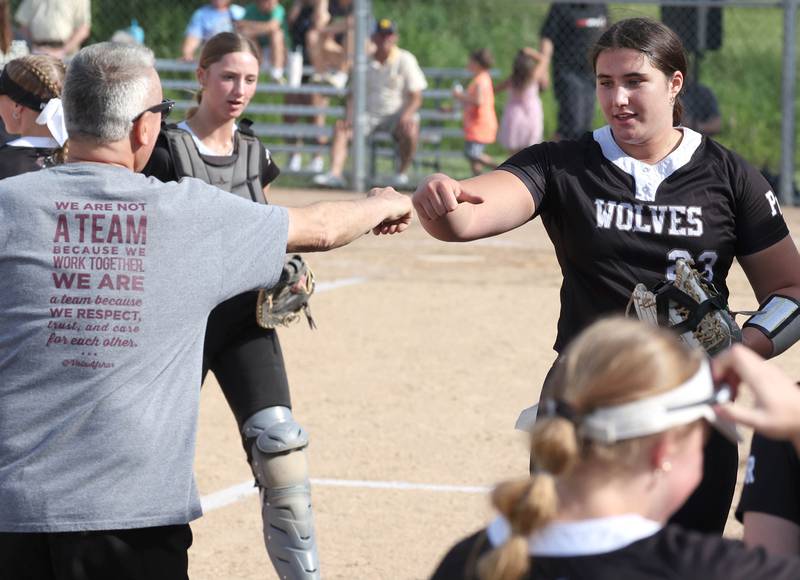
[
  {"x1": 478, "y1": 416, "x2": 579, "y2": 580},
  {"x1": 476, "y1": 317, "x2": 702, "y2": 580}
]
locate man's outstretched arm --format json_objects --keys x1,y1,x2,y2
[{"x1": 286, "y1": 187, "x2": 412, "y2": 252}]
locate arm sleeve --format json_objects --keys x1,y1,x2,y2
[
  {"x1": 496, "y1": 143, "x2": 550, "y2": 214},
  {"x1": 273, "y1": 3, "x2": 286, "y2": 24},
  {"x1": 194, "y1": 184, "x2": 289, "y2": 299},
  {"x1": 221, "y1": 202, "x2": 288, "y2": 297},
  {"x1": 736, "y1": 434, "x2": 800, "y2": 525},
  {"x1": 668, "y1": 527, "x2": 800, "y2": 579},
  {"x1": 696, "y1": 534, "x2": 800, "y2": 579},
  {"x1": 731, "y1": 153, "x2": 789, "y2": 256},
  {"x1": 402, "y1": 52, "x2": 428, "y2": 94},
  {"x1": 260, "y1": 143, "x2": 280, "y2": 186},
  {"x1": 185, "y1": 9, "x2": 205, "y2": 37},
  {"x1": 242, "y1": 5, "x2": 258, "y2": 20}
]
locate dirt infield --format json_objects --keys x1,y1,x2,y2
[{"x1": 190, "y1": 187, "x2": 800, "y2": 580}]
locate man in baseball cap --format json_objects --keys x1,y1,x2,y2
[
  {"x1": 314, "y1": 15, "x2": 428, "y2": 189},
  {"x1": 375, "y1": 17, "x2": 396, "y2": 35}
]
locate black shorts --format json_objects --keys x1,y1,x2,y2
[
  {"x1": 736, "y1": 433, "x2": 800, "y2": 525},
  {"x1": 203, "y1": 292, "x2": 291, "y2": 429},
  {"x1": 0, "y1": 524, "x2": 192, "y2": 580}
]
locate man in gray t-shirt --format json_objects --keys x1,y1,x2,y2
[{"x1": 0, "y1": 42, "x2": 411, "y2": 580}]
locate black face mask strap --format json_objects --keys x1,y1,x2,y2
[
  {"x1": 542, "y1": 398, "x2": 578, "y2": 424},
  {"x1": 0, "y1": 69, "x2": 45, "y2": 112}
]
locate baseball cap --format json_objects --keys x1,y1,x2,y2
[
  {"x1": 579, "y1": 360, "x2": 741, "y2": 443},
  {"x1": 375, "y1": 18, "x2": 397, "y2": 35}
]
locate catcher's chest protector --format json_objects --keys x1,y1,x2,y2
[{"x1": 163, "y1": 126, "x2": 266, "y2": 204}]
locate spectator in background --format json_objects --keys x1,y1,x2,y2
[
  {"x1": 538, "y1": 2, "x2": 608, "y2": 140},
  {"x1": 313, "y1": 18, "x2": 427, "y2": 188},
  {"x1": 496, "y1": 47, "x2": 544, "y2": 155},
  {"x1": 453, "y1": 48, "x2": 498, "y2": 176},
  {"x1": 307, "y1": 0, "x2": 353, "y2": 90},
  {"x1": 14, "y1": 0, "x2": 90, "y2": 59},
  {"x1": 182, "y1": 0, "x2": 246, "y2": 61},
  {"x1": 0, "y1": 0, "x2": 28, "y2": 69},
  {"x1": 682, "y1": 78, "x2": 722, "y2": 136},
  {"x1": 237, "y1": 0, "x2": 288, "y2": 83},
  {"x1": 283, "y1": 0, "x2": 328, "y2": 173}
]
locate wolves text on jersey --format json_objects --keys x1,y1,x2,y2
[{"x1": 595, "y1": 199, "x2": 703, "y2": 237}]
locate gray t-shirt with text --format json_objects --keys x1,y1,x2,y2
[{"x1": 0, "y1": 163, "x2": 288, "y2": 532}]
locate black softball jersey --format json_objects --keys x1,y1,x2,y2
[
  {"x1": 431, "y1": 516, "x2": 800, "y2": 580},
  {"x1": 499, "y1": 127, "x2": 789, "y2": 352}
]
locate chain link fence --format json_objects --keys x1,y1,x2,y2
[{"x1": 8, "y1": 0, "x2": 797, "y2": 199}]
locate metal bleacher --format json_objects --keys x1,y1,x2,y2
[{"x1": 156, "y1": 59, "x2": 497, "y2": 185}]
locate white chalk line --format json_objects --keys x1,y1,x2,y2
[
  {"x1": 202, "y1": 274, "x2": 491, "y2": 514},
  {"x1": 315, "y1": 276, "x2": 367, "y2": 293},
  {"x1": 201, "y1": 478, "x2": 491, "y2": 513},
  {"x1": 200, "y1": 273, "x2": 364, "y2": 514}
]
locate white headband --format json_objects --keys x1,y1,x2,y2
[
  {"x1": 579, "y1": 360, "x2": 740, "y2": 444},
  {"x1": 35, "y1": 98, "x2": 68, "y2": 147}
]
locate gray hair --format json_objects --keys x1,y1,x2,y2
[{"x1": 63, "y1": 42, "x2": 156, "y2": 143}]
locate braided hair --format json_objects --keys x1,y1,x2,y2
[{"x1": 4, "y1": 55, "x2": 67, "y2": 162}]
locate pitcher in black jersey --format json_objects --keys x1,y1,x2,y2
[
  {"x1": 142, "y1": 33, "x2": 320, "y2": 580},
  {"x1": 431, "y1": 319, "x2": 800, "y2": 580},
  {"x1": 413, "y1": 17, "x2": 800, "y2": 535}
]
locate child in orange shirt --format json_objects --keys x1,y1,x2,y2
[{"x1": 453, "y1": 48, "x2": 498, "y2": 175}]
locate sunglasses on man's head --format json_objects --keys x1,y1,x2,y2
[{"x1": 132, "y1": 99, "x2": 175, "y2": 123}]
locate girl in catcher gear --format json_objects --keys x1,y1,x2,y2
[
  {"x1": 413, "y1": 17, "x2": 800, "y2": 535},
  {"x1": 142, "y1": 32, "x2": 320, "y2": 579},
  {"x1": 0, "y1": 54, "x2": 68, "y2": 178},
  {"x1": 431, "y1": 318, "x2": 800, "y2": 580}
]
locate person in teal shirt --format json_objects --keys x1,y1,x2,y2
[{"x1": 237, "y1": 0, "x2": 287, "y2": 82}]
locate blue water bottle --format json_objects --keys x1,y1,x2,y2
[{"x1": 129, "y1": 19, "x2": 145, "y2": 45}]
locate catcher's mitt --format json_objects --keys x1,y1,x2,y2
[
  {"x1": 627, "y1": 258, "x2": 741, "y2": 356},
  {"x1": 256, "y1": 255, "x2": 317, "y2": 330}
]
